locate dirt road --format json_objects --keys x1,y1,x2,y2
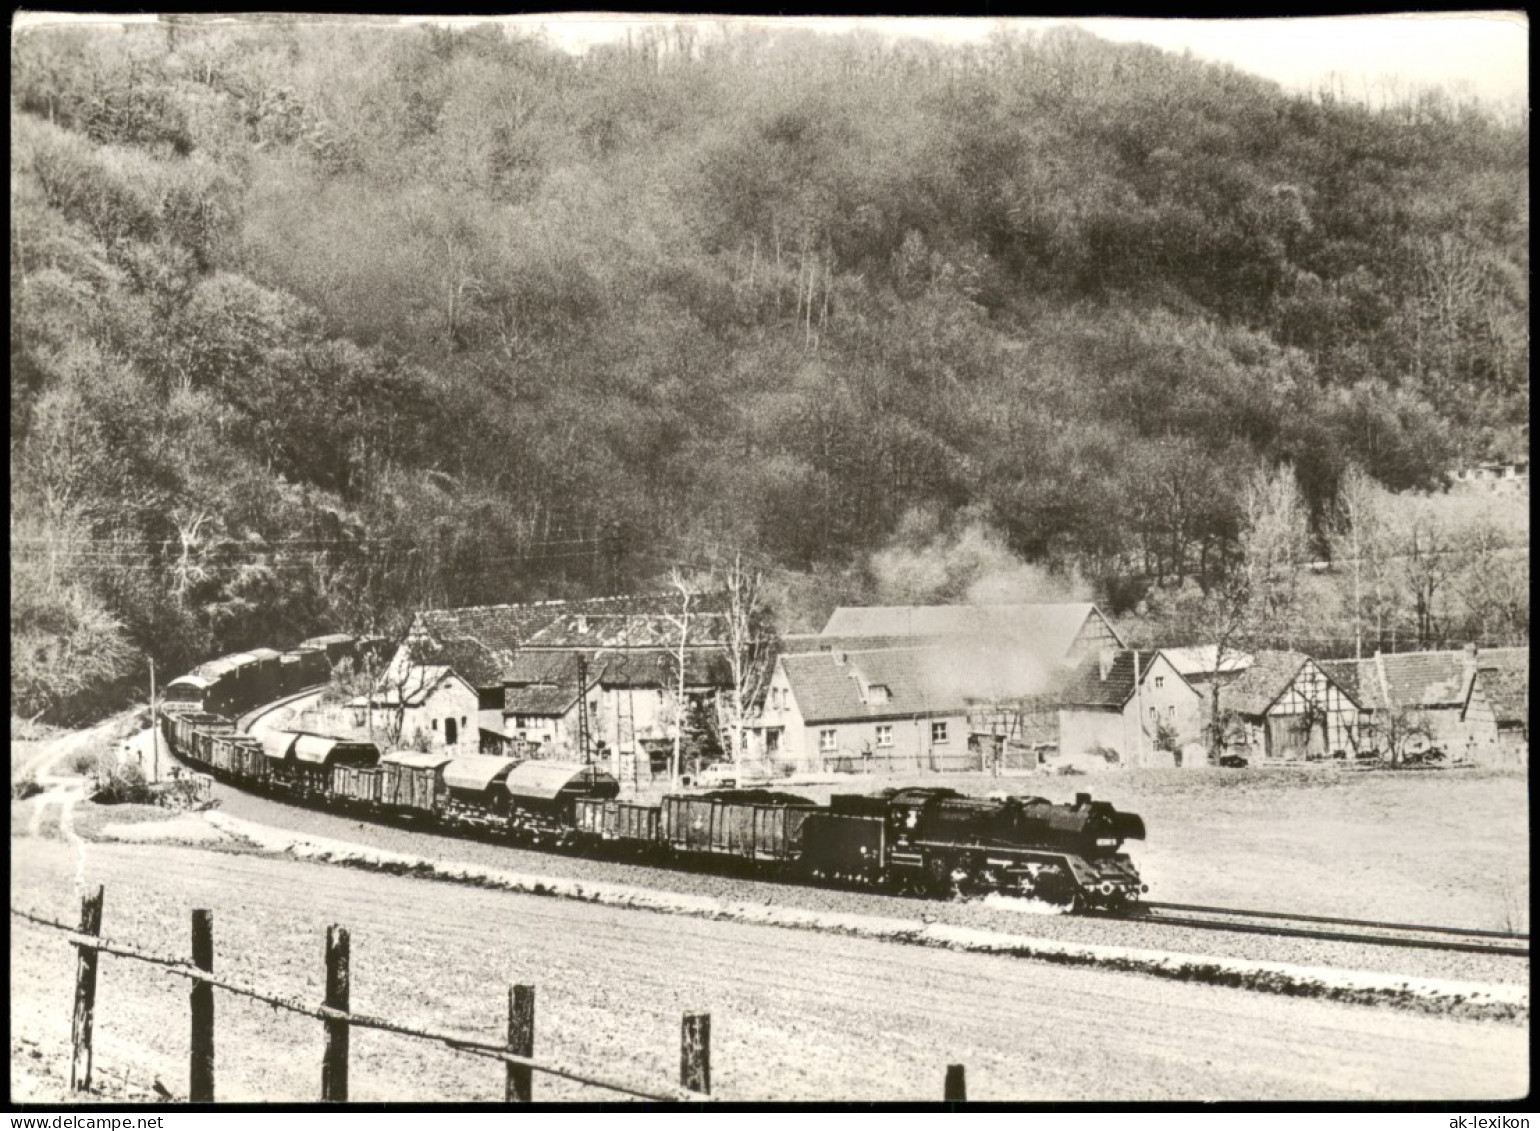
[{"x1": 9, "y1": 837, "x2": 1527, "y2": 1103}]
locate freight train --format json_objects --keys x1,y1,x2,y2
[{"x1": 158, "y1": 638, "x2": 1148, "y2": 909}]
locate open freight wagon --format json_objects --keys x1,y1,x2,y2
[{"x1": 661, "y1": 790, "x2": 818, "y2": 861}]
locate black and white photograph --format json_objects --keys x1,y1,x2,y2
[{"x1": 8, "y1": 11, "x2": 1529, "y2": 1107}]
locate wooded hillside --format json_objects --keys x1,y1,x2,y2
[{"x1": 10, "y1": 19, "x2": 1529, "y2": 720}]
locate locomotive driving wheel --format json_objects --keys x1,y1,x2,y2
[{"x1": 925, "y1": 852, "x2": 955, "y2": 898}]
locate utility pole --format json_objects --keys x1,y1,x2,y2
[{"x1": 150, "y1": 657, "x2": 160, "y2": 783}]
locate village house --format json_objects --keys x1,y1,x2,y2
[
  {"x1": 754, "y1": 647, "x2": 971, "y2": 774},
  {"x1": 1321, "y1": 646, "x2": 1529, "y2": 765},
  {"x1": 815, "y1": 603, "x2": 1125, "y2": 762},
  {"x1": 382, "y1": 592, "x2": 742, "y2": 772},
  {"x1": 1058, "y1": 649, "x2": 1206, "y2": 769},
  {"x1": 1217, "y1": 651, "x2": 1360, "y2": 761},
  {"x1": 351, "y1": 664, "x2": 481, "y2": 754}
]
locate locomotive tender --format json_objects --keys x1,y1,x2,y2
[{"x1": 158, "y1": 640, "x2": 1148, "y2": 910}]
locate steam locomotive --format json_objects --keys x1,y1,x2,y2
[{"x1": 157, "y1": 641, "x2": 1148, "y2": 910}]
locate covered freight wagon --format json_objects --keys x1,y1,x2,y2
[
  {"x1": 243, "y1": 648, "x2": 284, "y2": 708},
  {"x1": 443, "y1": 755, "x2": 520, "y2": 818},
  {"x1": 298, "y1": 634, "x2": 357, "y2": 667},
  {"x1": 661, "y1": 790, "x2": 817, "y2": 861},
  {"x1": 504, "y1": 762, "x2": 620, "y2": 830},
  {"x1": 267, "y1": 732, "x2": 377, "y2": 797},
  {"x1": 279, "y1": 648, "x2": 330, "y2": 696}
]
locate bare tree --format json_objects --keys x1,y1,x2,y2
[{"x1": 712, "y1": 552, "x2": 778, "y2": 768}]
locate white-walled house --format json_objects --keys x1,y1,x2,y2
[
  {"x1": 357, "y1": 665, "x2": 481, "y2": 754},
  {"x1": 753, "y1": 648, "x2": 971, "y2": 773},
  {"x1": 1058, "y1": 650, "x2": 1205, "y2": 769}
]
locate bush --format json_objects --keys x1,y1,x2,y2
[
  {"x1": 12, "y1": 774, "x2": 44, "y2": 801},
  {"x1": 66, "y1": 746, "x2": 103, "y2": 775},
  {"x1": 92, "y1": 759, "x2": 155, "y2": 805}
]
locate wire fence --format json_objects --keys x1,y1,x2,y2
[{"x1": 12, "y1": 889, "x2": 713, "y2": 1104}]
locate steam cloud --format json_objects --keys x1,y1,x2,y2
[{"x1": 865, "y1": 508, "x2": 1093, "y2": 702}]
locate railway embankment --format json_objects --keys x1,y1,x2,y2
[{"x1": 200, "y1": 810, "x2": 1527, "y2": 1024}]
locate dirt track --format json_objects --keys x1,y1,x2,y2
[{"x1": 9, "y1": 837, "x2": 1528, "y2": 1103}]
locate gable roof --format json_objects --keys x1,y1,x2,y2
[
  {"x1": 1222, "y1": 650, "x2": 1315, "y2": 717},
  {"x1": 818, "y1": 603, "x2": 1118, "y2": 661},
  {"x1": 1060, "y1": 650, "x2": 1192, "y2": 709},
  {"x1": 780, "y1": 633, "x2": 923, "y2": 654},
  {"x1": 779, "y1": 647, "x2": 968, "y2": 725},
  {"x1": 370, "y1": 665, "x2": 466, "y2": 707}
]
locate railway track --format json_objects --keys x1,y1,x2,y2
[{"x1": 1131, "y1": 900, "x2": 1530, "y2": 958}]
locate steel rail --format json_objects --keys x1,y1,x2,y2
[
  {"x1": 1140, "y1": 900, "x2": 1528, "y2": 941},
  {"x1": 1135, "y1": 908, "x2": 1529, "y2": 958}
]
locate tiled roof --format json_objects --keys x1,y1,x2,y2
[
  {"x1": 780, "y1": 648, "x2": 969, "y2": 724},
  {"x1": 504, "y1": 648, "x2": 727, "y2": 689},
  {"x1": 818, "y1": 603, "x2": 1119, "y2": 660},
  {"x1": 1059, "y1": 651, "x2": 1159, "y2": 709},
  {"x1": 404, "y1": 635, "x2": 513, "y2": 689},
  {"x1": 1221, "y1": 650, "x2": 1314, "y2": 717},
  {"x1": 1375, "y1": 651, "x2": 1475, "y2": 709},
  {"x1": 1318, "y1": 659, "x2": 1366, "y2": 703},
  {"x1": 504, "y1": 684, "x2": 582, "y2": 718}
]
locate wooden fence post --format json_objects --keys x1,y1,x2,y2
[
  {"x1": 322, "y1": 925, "x2": 350, "y2": 1102},
  {"x1": 70, "y1": 886, "x2": 104, "y2": 1094},
  {"x1": 680, "y1": 1012, "x2": 710, "y2": 1097},
  {"x1": 190, "y1": 909, "x2": 214, "y2": 1103},
  {"x1": 506, "y1": 985, "x2": 534, "y2": 1103},
  {"x1": 944, "y1": 1064, "x2": 966, "y2": 1102}
]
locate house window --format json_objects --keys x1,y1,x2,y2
[
  {"x1": 931, "y1": 721, "x2": 949, "y2": 744},
  {"x1": 1149, "y1": 706, "x2": 1158, "y2": 720},
  {"x1": 444, "y1": 717, "x2": 458, "y2": 745},
  {"x1": 868, "y1": 684, "x2": 890, "y2": 705},
  {"x1": 819, "y1": 729, "x2": 837, "y2": 753},
  {"x1": 766, "y1": 728, "x2": 781, "y2": 754},
  {"x1": 1155, "y1": 677, "x2": 1164, "y2": 689},
  {"x1": 876, "y1": 724, "x2": 893, "y2": 748},
  {"x1": 1168, "y1": 704, "x2": 1176, "y2": 720},
  {"x1": 432, "y1": 718, "x2": 439, "y2": 730}
]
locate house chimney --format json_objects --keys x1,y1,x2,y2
[
  {"x1": 1465, "y1": 642, "x2": 1478, "y2": 661},
  {"x1": 1099, "y1": 648, "x2": 1116, "y2": 681}
]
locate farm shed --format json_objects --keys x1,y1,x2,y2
[
  {"x1": 1219, "y1": 651, "x2": 1359, "y2": 761},
  {"x1": 1323, "y1": 646, "x2": 1528, "y2": 765}
]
